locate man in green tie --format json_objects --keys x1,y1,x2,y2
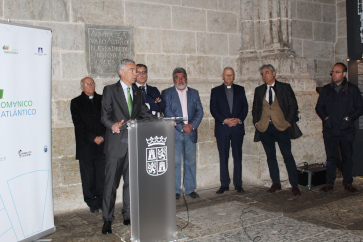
[{"x1": 100, "y1": 59, "x2": 153, "y2": 235}]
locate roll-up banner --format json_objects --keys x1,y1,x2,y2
[{"x1": 0, "y1": 21, "x2": 55, "y2": 242}]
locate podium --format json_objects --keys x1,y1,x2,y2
[{"x1": 128, "y1": 118, "x2": 179, "y2": 242}]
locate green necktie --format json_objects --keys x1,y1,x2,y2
[{"x1": 127, "y1": 87, "x2": 133, "y2": 117}]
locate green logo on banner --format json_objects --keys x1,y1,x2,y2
[{"x1": 0, "y1": 90, "x2": 3, "y2": 99}]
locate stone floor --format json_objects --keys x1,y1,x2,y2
[{"x1": 41, "y1": 177, "x2": 363, "y2": 242}]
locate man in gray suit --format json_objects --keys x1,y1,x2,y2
[{"x1": 101, "y1": 59, "x2": 153, "y2": 234}]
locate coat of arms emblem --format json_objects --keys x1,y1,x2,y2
[{"x1": 146, "y1": 136, "x2": 167, "y2": 176}]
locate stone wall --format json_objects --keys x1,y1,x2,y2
[
  {"x1": 1, "y1": 0, "x2": 241, "y2": 213},
  {"x1": 291, "y1": 0, "x2": 338, "y2": 87},
  {"x1": 335, "y1": 0, "x2": 347, "y2": 64},
  {"x1": 237, "y1": 0, "x2": 326, "y2": 190},
  {"x1": 0, "y1": 0, "x2": 346, "y2": 213}
]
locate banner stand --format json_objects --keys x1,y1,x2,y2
[{"x1": 0, "y1": 21, "x2": 55, "y2": 242}]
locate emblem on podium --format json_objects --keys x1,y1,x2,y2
[{"x1": 146, "y1": 136, "x2": 168, "y2": 176}]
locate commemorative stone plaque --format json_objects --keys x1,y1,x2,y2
[{"x1": 85, "y1": 25, "x2": 134, "y2": 78}]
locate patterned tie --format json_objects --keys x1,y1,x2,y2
[
  {"x1": 269, "y1": 86, "x2": 273, "y2": 105},
  {"x1": 127, "y1": 87, "x2": 132, "y2": 117}
]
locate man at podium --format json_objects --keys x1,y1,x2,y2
[{"x1": 100, "y1": 59, "x2": 154, "y2": 235}]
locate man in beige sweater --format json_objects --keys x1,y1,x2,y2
[{"x1": 252, "y1": 64, "x2": 302, "y2": 196}]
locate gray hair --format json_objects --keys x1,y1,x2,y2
[
  {"x1": 80, "y1": 77, "x2": 93, "y2": 86},
  {"x1": 172, "y1": 67, "x2": 187, "y2": 79},
  {"x1": 259, "y1": 64, "x2": 276, "y2": 74},
  {"x1": 118, "y1": 59, "x2": 135, "y2": 77},
  {"x1": 223, "y1": 67, "x2": 235, "y2": 75}
]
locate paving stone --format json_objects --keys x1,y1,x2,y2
[{"x1": 43, "y1": 179, "x2": 363, "y2": 241}]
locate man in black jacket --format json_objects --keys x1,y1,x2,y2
[
  {"x1": 252, "y1": 64, "x2": 302, "y2": 196},
  {"x1": 316, "y1": 63, "x2": 363, "y2": 193},
  {"x1": 70, "y1": 77, "x2": 106, "y2": 213}
]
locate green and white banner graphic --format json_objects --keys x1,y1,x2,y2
[{"x1": 0, "y1": 21, "x2": 54, "y2": 242}]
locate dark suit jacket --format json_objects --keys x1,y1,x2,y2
[
  {"x1": 133, "y1": 83, "x2": 166, "y2": 113},
  {"x1": 252, "y1": 80, "x2": 302, "y2": 142},
  {"x1": 210, "y1": 84, "x2": 248, "y2": 137},
  {"x1": 101, "y1": 81, "x2": 154, "y2": 158},
  {"x1": 70, "y1": 92, "x2": 105, "y2": 160},
  {"x1": 162, "y1": 86, "x2": 204, "y2": 144}
]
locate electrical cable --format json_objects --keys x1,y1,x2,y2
[
  {"x1": 176, "y1": 138, "x2": 190, "y2": 231},
  {"x1": 238, "y1": 184, "x2": 265, "y2": 242}
]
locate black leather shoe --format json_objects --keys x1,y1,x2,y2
[
  {"x1": 123, "y1": 219, "x2": 131, "y2": 226},
  {"x1": 320, "y1": 184, "x2": 334, "y2": 192},
  {"x1": 176, "y1": 193, "x2": 180, "y2": 200},
  {"x1": 186, "y1": 191, "x2": 199, "y2": 199},
  {"x1": 102, "y1": 221, "x2": 112, "y2": 234},
  {"x1": 90, "y1": 207, "x2": 99, "y2": 213},
  {"x1": 267, "y1": 183, "x2": 281, "y2": 193},
  {"x1": 216, "y1": 186, "x2": 229, "y2": 194},
  {"x1": 235, "y1": 186, "x2": 245, "y2": 193},
  {"x1": 292, "y1": 186, "x2": 301, "y2": 196}
]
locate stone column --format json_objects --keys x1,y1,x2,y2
[
  {"x1": 237, "y1": 0, "x2": 324, "y2": 188},
  {"x1": 240, "y1": 0, "x2": 293, "y2": 58}
]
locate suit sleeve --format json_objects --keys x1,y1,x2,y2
[
  {"x1": 101, "y1": 85, "x2": 116, "y2": 130},
  {"x1": 148, "y1": 87, "x2": 166, "y2": 112},
  {"x1": 210, "y1": 88, "x2": 225, "y2": 124},
  {"x1": 286, "y1": 84, "x2": 298, "y2": 124},
  {"x1": 162, "y1": 89, "x2": 183, "y2": 132},
  {"x1": 70, "y1": 99, "x2": 97, "y2": 143},
  {"x1": 237, "y1": 87, "x2": 248, "y2": 122},
  {"x1": 252, "y1": 87, "x2": 260, "y2": 125},
  {"x1": 315, "y1": 86, "x2": 328, "y2": 121},
  {"x1": 189, "y1": 90, "x2": 204, "y2": 129}
]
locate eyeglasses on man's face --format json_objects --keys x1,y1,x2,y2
[
  {"x1": 330, "y1": 71, "x2": 344, "y2": 76},
  {"x1": 137, "y1": 71, "x2": 147, "y2": 75},
  {"x1": 83, "y1": 82, "x2": 95, "y2": 87}
]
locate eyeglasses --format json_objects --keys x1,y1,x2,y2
[
  {"x1": 83, "y1": 82, "x2": 95, "y2": 87},
  {"x1": 137, "y1": 71, "x2": 147, "y2": 75},
  {"x1": 330, "y1": 71, "x2": 343, "y2": 76}
]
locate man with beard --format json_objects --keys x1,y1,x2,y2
[{"x1": 162, "y1": 67, "x2": 204, "y2": 200}]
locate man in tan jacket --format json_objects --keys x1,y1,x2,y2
[{"x1": 252, "y1": 64, "x2": 302, "y2": 196}]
